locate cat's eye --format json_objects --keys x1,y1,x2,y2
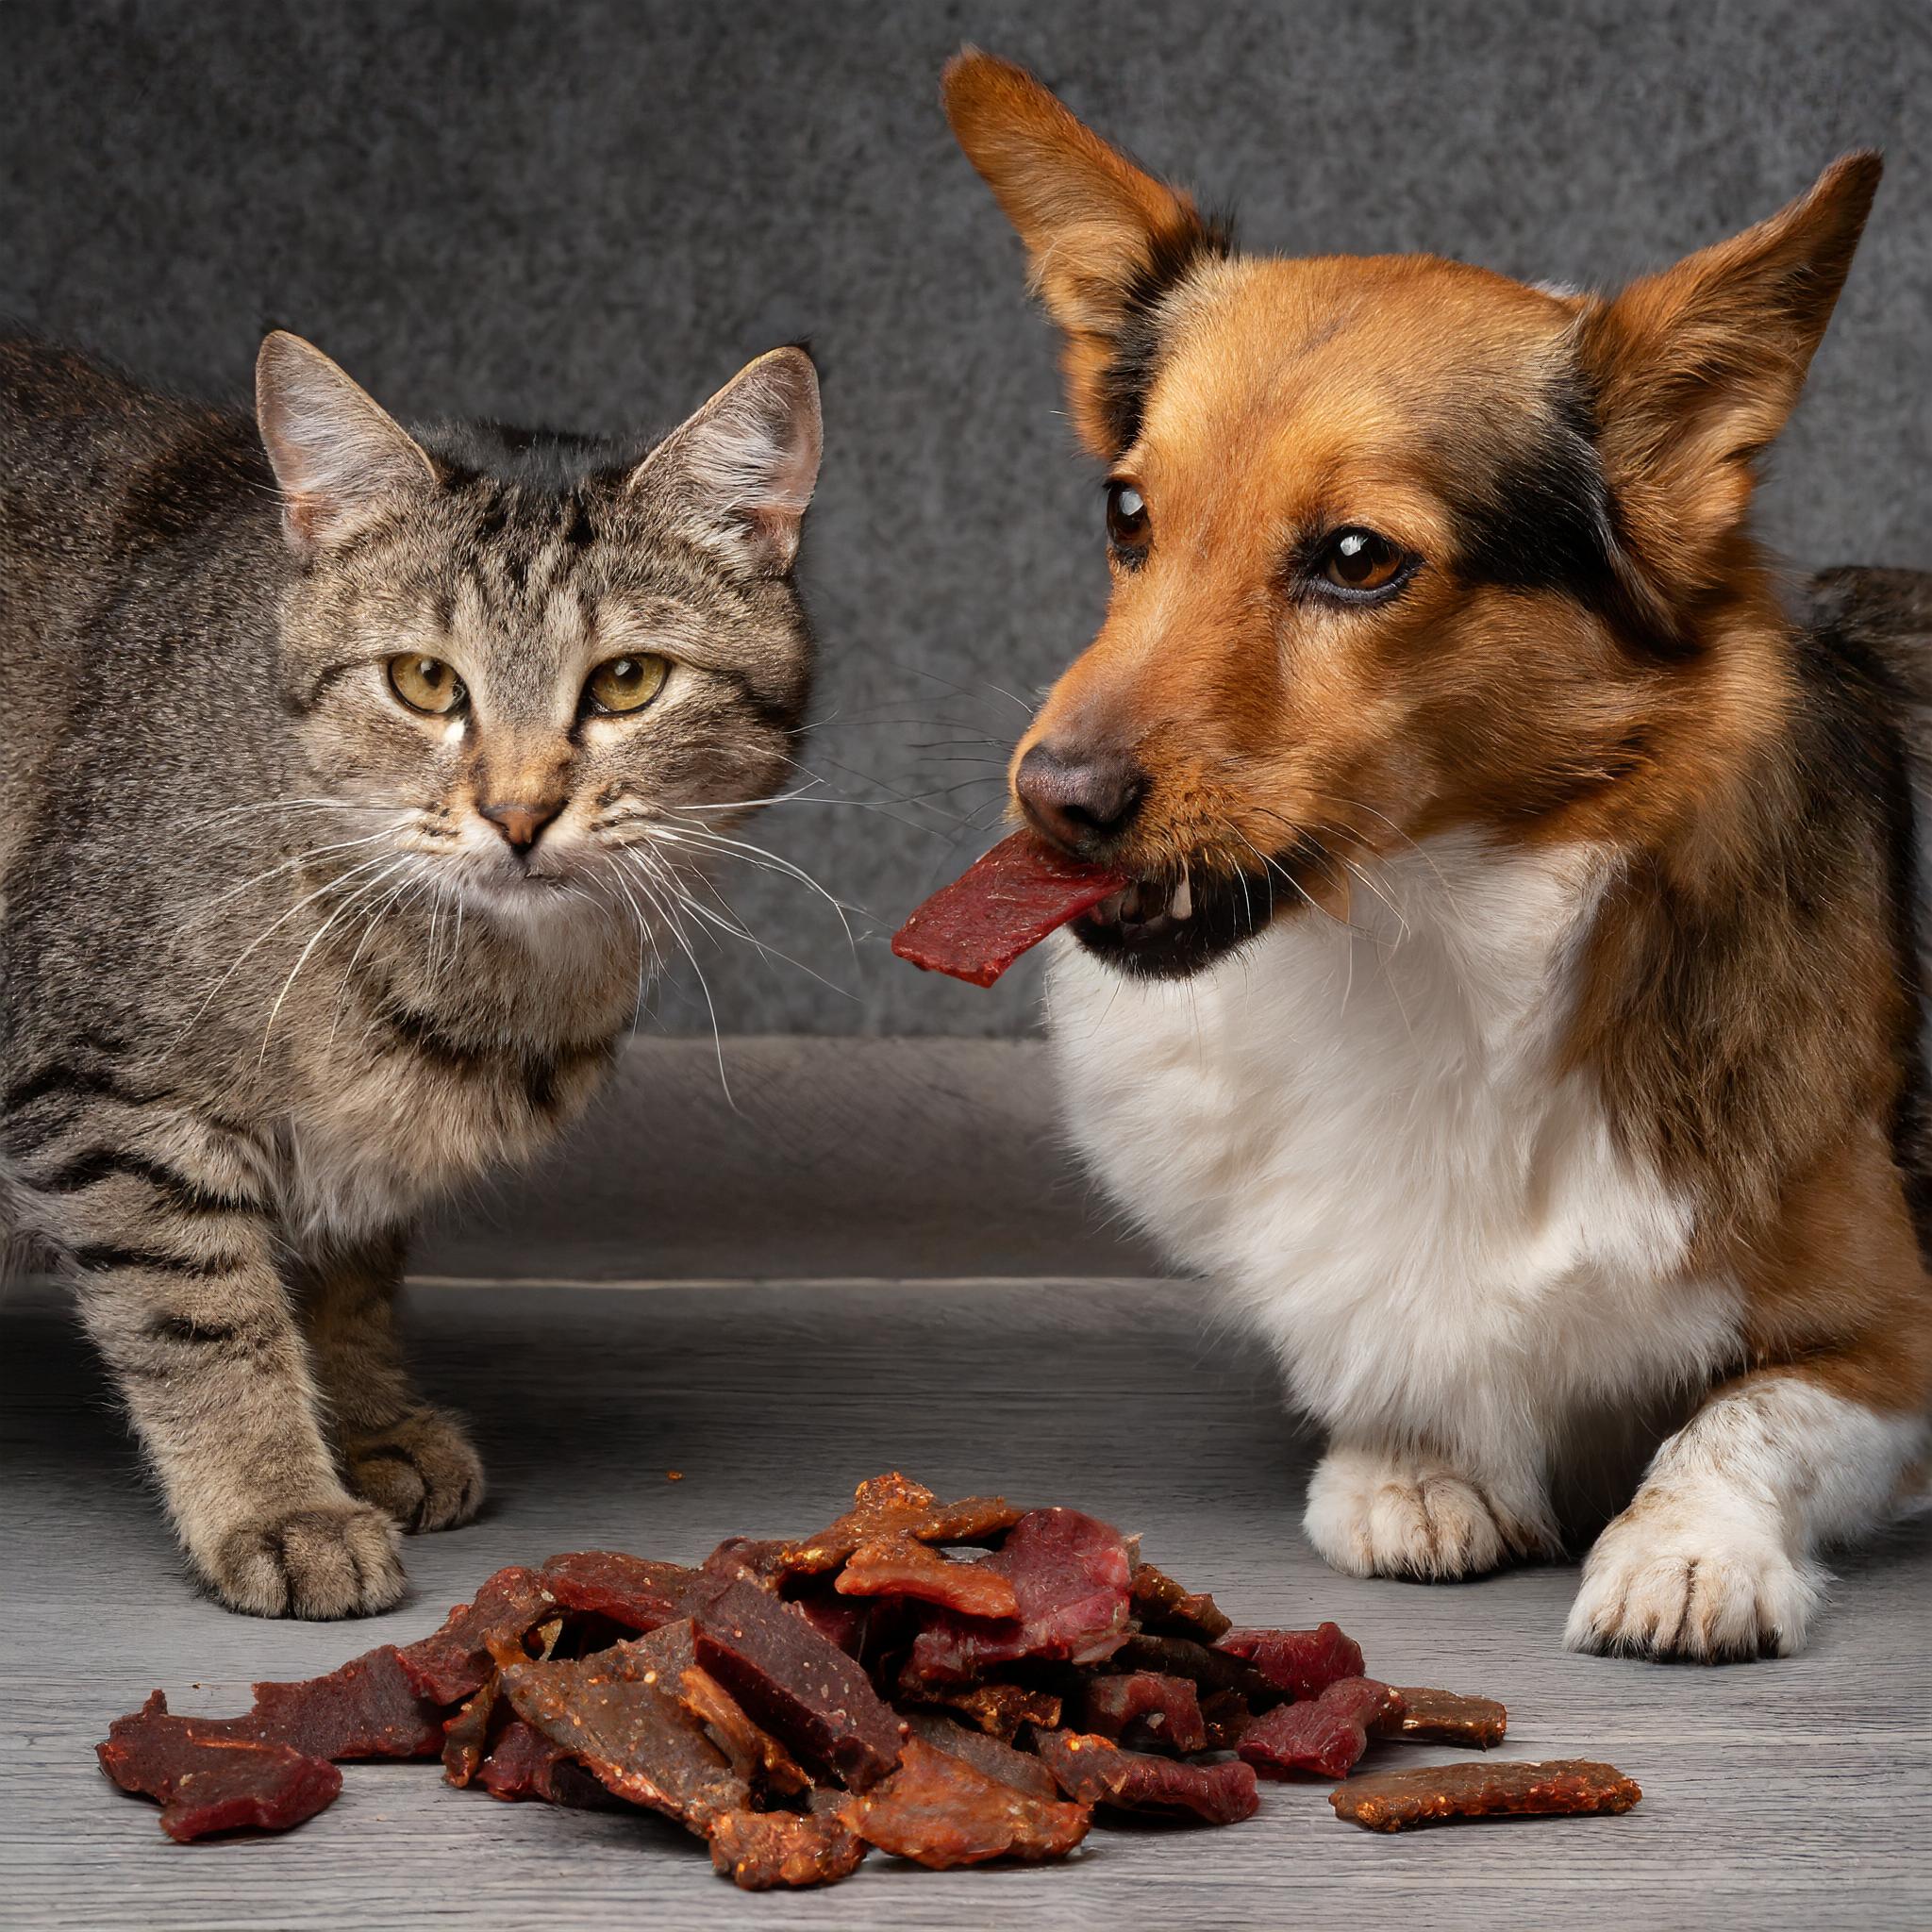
[
  {"x1": 1314, "y1": 528, "x2": 1410, "y2": 599},
  {"x1": 584, "y1": 653, "x2": 670, "y2": 716},
  {"x1": 1106, "y1": 479, "x2": 1151, "y2": 561},
  {"x1": 388, "y1": 654, "x2": 466, "y2": 715}
]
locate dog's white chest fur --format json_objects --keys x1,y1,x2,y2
[{"x1": 1048, "y1": 836, "x2": 1741, "y2": 1475}]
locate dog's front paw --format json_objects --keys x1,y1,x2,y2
[
  {"x1": 1304, "y1": 1443, "x2": 1548, "y2": 1581},
  {"x1": 343, "y1": 1405, "x2": 486, "y2": 1533},
  {"x1": 1565, "y1": 1498, "x2": 1821, "y2": 1660},
  {"x1": 207, "y1": 1499, "x2": 406, "y2": 1618}
]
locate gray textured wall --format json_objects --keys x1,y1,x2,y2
[{"x1": 5, "y1": 1, "x2": 1928, "y2": 1036}]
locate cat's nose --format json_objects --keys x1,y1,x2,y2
[
  {"x1": 479, "y1": 799, "x2": 564, "y2": 851},
  {"x1": 1014, "y1": 742, "x2": 1147, "y2": 857}
]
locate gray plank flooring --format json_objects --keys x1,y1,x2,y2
[{"x1": 3, "y1": 1041, "x2": 1928, "y2": 1928}]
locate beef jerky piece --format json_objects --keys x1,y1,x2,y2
[
  {"x1": 539, "y1": 1552, "x2": 695, "y2": 1631},
  {"x1": 679, "y1": 1664, "x2": 812, "y2": 1798},
  {"x1": 476, "y1": 1717, "x2": 623, "y2": 1810},
  {"x1": 691, "y1": 1575, "x2": 906, "y2": 1790},
  {"x1": 836, "y1": 1534, "x2": 1020, "y2": 1619},
  {"x1": 189, "y1": 1644, "x2": 443, "y2": 1761},
  {"x1": 1215, "y1": 1622, "x2": 1366, "y2": 1700},
  {"x1": 1128, "y1": 1562, "x2": 1233, "y2": 1642},
  {"x1": 1239, "y1": 1678, "x2": 1405, "y2": 1781},
  {"x1": 708, "y1": 1806, "x2": 868, "y2": 1890},
  {"x1": 778, "y1": 1472, "x2": 1021, "y2": 1579},
  {"x1": 497, "y1": 1650, "x2": 748, "y2": 1833},
  {"x1": 903, "y1": 1712, "x2": 1061, "y2": 1801},
  {"x1": 98, "y1": 1691, "x2": 341, "y2": 1842},
  {"x1": 792, "y1": 1587, "x2": 870, "y2": 1657},
  {"x1": 1200, "y1": 1689, "x2": 1252, "y2": 1751},
  {"x1": 1113, "y1": 1632, "x2": 1270, "y2": 1701},
  {"x1": 1034, "y1": 1728, "x2": 1259, "y2": 1827},
  {"x1": 1373, "y1": 1686, "x2": 1507, "y2": 1749},
  {"x1": 905, "y1": 1507, "x2": 1132, "y2": 1684},
  {"x1": 702, "y1": 1537, "x2": 791, "y2": 1589},
  {"x1": 398, "y1": 1566, "x2": 558, "y2": 1706},
  {"x1": 1078, "y1": 1672, "x2": 1208, "y2": 1755},
  {"x1": 441, "y1": 1676, "x2": 501, "y2": 1788},
  {"x1": 891, "y1": 830, "x2": 1130, "y2": 988},
  {"x1": 1330, "y1": 1758, "x2": 1641, "y2": 1833},
  {"x1": 839, "y1": 1737, "x2": 1091, "y2": 1869},
  {"x1": 912, "y1": 1681, "x2": 1062, "y2": 1742}
]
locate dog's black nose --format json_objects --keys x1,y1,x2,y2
[{"x1": 1015, "y1": 742, "x2": 1147, "y2": 856}]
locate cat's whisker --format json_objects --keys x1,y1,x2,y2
[
  {"x1": 640, "y1": 823, "x2": 861, "y2": 958},
  {"x1": 256, "y1": 855, "x2": 421, "y2": 1064},
  {"x1": 620, "y1": 846, "x2": 734, "y2": 1109},
  {"x1": 178, "y1": 822, "x2": 412, "y2": 924}
]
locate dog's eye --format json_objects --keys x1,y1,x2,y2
[
  {"x1": 388, "y1": 655, "x2": 466, "y2": 716},
  {"x1": 1316, "y1": 528, "x2": 1408, "y2": 596},
  {"x1": 1106, "y1": 480, "x2": 1151, "y2": 559}
]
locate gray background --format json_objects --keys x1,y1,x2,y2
[{"x1": 5, "y1": 0, "x2": 1928, "y2": 1036}]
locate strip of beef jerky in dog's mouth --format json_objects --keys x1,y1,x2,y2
[{"x1": 891, "y1": 830, "x2": 1128, "y2": 988}]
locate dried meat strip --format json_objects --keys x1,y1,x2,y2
[
  {"x1": 1214, "y1": 1622, "x2": 1365, "y2": 1701},
  {"x1": 1238, "y1": 1678, "x2": 1404, "y2": 1781},
  {"x1": 836, "y1": 1534, "x2": 1020, "y2": 1619},
  {"x1": 911, "y1": 1681, "x2": 1063, "y2": 1742},
  {"x1": 199, "y1": 1645, "x2": 444, "y2": 1761},
  {"x1": 496, "y1": 1649, "x2": 748, "y2": 1833},
  {"x1": 1112, "y1": 1632, "x2": 1270, "y2": 1701},
  {"x1": 98, "y1": 1691, "x2": 342, "y2": 1842},
  {"x1": 441, "y1": 1676, "x2": 500, "y2": 1787},
  {"x1": 1033, "y1": 1728, "x2": 1258, "y2": 1826},
  {"x1": 398, "y1": 1566, "x2": 559, "y2": 1706},
  {"x1": 1077, "y1": 1672, "x2": 1208, "y2": 1755},
  {"x1": 1128, "y1": 1562, "x2": 1233, "y2": 1642},
  {"x1": 708, "y1": 1806, "x2": 869, "y2": 1890},
  {"x1": 1373, "y1": 1686, "x2": 1507, "y2": 1749},
  {"x1": 690, "y1": 1576, "x2": 906, "y2": 1791},
  {"x1": 905, "y1": 1507, "x2": 1132, "y2": 1685},
  {"x1": 538, "y1": 1552, "x2": 694, "y2": 1632},
  {"x1": 891, "y1": 831, "x2": 1130, "y2": 988},
  {"x1": 839, "y1": 1737, "x2": 1091, "y2": 1869},
  {"x1": 1329, "y1": 1759, "x2": 1641, "y2": 1833},
  {"x1": 778, "y1": 1472, "x2": 1020, "y2": 1579},
  {"x1": 903, "y1": 1712, "x2": 1062, "y2": 1800},
  {"x1": 476, "y1": 1717, "x2": 623, "y2": 1809}
]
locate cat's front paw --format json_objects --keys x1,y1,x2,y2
[
  {"x1": 1565, "y1": 1495, "x2": 1821, "y2": 1661},
  {"x1": 1304, "y1": 1443, "x2": 1550, "y2": 1581},
  {"x1": 208, "y1": 1499, "x2": 406, "y2": 1618},
  {"x1": 343, "y1": 1406, "x2": 486, "y2": 1533}
]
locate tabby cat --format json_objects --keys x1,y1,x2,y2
[{"x1": 0, "y1": 330, "x2": 820, "y2": 1615}]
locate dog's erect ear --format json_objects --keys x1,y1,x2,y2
[
  {"x1": 942, "y1": 48, "x2": 1228, "y2": 457},
  {"x1": 256, "y1": 332, "x2": 437, "y2": 556},
  {"x1": 1577, "y1": 152, "x2": 1881, "y2": 610},
  {"x1": 629, "y1": 347, "x2": 822, "y2": 575}
]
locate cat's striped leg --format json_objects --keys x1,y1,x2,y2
[
  {"x1": 18, "y1": 1095, "x2": 403, "y2": 1615},
  {"x1": 293, "y1": 1229, "x2": 486, "y2": 1533}
]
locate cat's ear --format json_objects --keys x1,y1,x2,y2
[
  {"x1": 629, "y1": 347, "x2": 822, "y2": 575},
  {"x1": 256, "y1": 331, "x2": 437, "y2": 555}
]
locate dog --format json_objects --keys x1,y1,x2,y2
[{"x1": 942, "y1": 48, "x2": 1931, "y2": 1658}]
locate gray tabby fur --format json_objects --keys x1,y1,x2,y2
[{"x1": 0, "y1": 330, "x2": 820, "y2": 1615}]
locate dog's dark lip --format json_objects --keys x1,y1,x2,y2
[{"x1": 1071, "y1": 859, "x2": 1284, "y2": 978}]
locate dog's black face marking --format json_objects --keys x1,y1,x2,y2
[
  {"x1": 1432, "y1": 371, "x2": 1686, "y2": 654},
  {"x1": 1097, "y1": 212, "x2": 1235, "y2": 458}
]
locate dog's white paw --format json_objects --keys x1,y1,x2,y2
[
  {"x1": 1565, "y1": 1496, "x2": 1822, "y2": 1660},
  {"x1": 1305, "y1": 1443, "x2": 1548, "y2": 1581}
]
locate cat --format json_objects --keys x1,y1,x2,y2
[{"x1": 0, "y1": 328, "x2": 821, "y2": 1616}]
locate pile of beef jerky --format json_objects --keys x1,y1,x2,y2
[{"x1": 97, "y1": 1474, "x2": 1641, "y2": 1888}]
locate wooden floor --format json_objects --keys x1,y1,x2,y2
[{"x1": 3, "y1": 1041, "x2": 1929, "y2": 1929}]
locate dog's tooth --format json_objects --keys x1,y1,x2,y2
[{"x1": 1172, "y1": 865, "x2": 1192, "y2": 921}]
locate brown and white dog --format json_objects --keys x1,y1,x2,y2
[{"x1": 943, "y1": 49, "x2": 1932, "y2": 1658}]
